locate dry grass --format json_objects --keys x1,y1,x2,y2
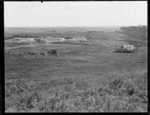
[{"x1": 5, "y1": 72, "x2": 147, "y2": 112}]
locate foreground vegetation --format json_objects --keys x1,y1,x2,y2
[{"x1": 5, "y1": 72, "x2": 147, "y2": 112}]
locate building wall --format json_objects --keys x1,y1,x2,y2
[{"x1": 122, "y1": 45, "x2": 135, "y2": 50}]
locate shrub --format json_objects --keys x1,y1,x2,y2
[
  {"x1": 74, "y1": 79, "x2": 91, "y2": 91},
  {"x1": 26, "y1": 92, "x2": 42, "y2": 109},
  {"x1": 109, "y1": 78, "x2": 123, "y2": 90},
  {"x1": 114, "y1": 48, "x2": 136, "y2": 53}
]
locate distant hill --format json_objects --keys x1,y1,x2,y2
[
  {"x1": 120, "y1": 26, "x2": 147, "y2": 40},
  {"x1": 4, "y1": 27, "x2": 120, "y2": 34},
  {"x1": 4, "y1": 27, "x2": 120, "y2": 40}
]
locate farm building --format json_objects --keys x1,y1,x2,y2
[
  {"x1": 121, "y1": 45, "x2": 136, "y2": 51},
  {"x1": 115, "y1": 44, "x2": 136, "y2": 53},
  {"x1": 64, "y1": 37, "x2": 87, "y2": 43},
  {"x1": 13, "y1": 37, "x2": 35, "y2": 43},
  {"x1": 44, "y1": 37, "x2": 66, "y2": 42},
  {"x1": 71, "y1": 37, "x2": 87, "y2": 41}
]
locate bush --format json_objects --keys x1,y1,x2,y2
[
  {"x1": 109, "y1": 78, "x2": 123, "y2": 90},
  {"x1": 114, "y1": 48, "x2": 136, "y2": 53}
]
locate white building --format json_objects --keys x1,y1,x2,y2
[
  {"x1": 44, "y1": 37, "x2": 65, "y2": 42},
  {"x1": 121, "y1": 45, "x2": 136, "y2": 51},
  {"x1": 13, "y1": 37, "x2": 35, "y2": 43},
  {"x1": 73, "y1": 37, "x2": 87, "y2": 41},
  {"x1": 69, "y1": 37, "x2": 87, "y2": 42}
]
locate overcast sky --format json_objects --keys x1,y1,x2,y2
[{"x1": 4, "y1": 1, "x2": 147, "y2": 27}]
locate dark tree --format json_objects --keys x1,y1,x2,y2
[{"x1": 47, "y1": 49, "x2": 57, "y2": 56}]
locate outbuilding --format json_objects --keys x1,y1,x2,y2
[{"x1": 121, "y1": 45, "x2": 136, "y2": 51}]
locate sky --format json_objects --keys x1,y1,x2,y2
[{"x1": 4, "y1": 1, "x2": 147, "y2": 27}]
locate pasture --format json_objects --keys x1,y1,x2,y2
[{"x1": 5, "y1": 28, "x2": 147, "y2": 112}]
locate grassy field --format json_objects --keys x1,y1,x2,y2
[{"x1": 5, "y1": 28, "x2": 147, "y2": 112}]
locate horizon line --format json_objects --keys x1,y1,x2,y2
[{"x1": 4, "y1": 25, "x2": 147, "y2": 28}]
